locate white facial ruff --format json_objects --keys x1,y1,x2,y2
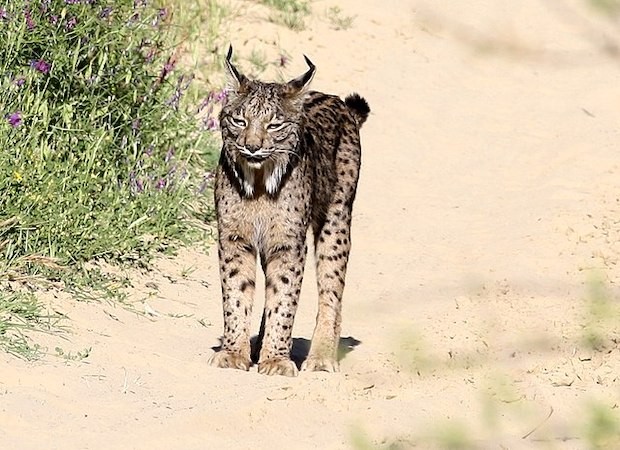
[
  {"x1": 239, "y1": 162, "x2": 256, "y2": 197},
  {"x1": 263, "y1": 161, "x2": 286, "y2": 196},
  {"x1": 238, "y1": 158, "x2": 286, "y2": 197}
]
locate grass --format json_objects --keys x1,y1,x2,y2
[
  {"x1": 0, "y1": 290, "x2": 62, "y2": 360},
  {"x1": 248, "y1": 48, "x2": 269, "y2": 75},
  {"x1": 54, "y1": 346, "x2": 92, "y2": 362},
  {"x1": 584, "y1": 402, "x2": 620, "y2": 449},
  {"x1": 162, "y1": 0, "x2": 232, "y2": 88},
  {"x1": 581, "y1": 271, "x2": 620, "y2": 351},
  {"x1": 261, "y1": 0, "x2": 310, "y2": 30},
  {"x1": 589, "y1": 0, "x2": 620, "y2": 15},
  {"x1": 0, "y1": 0, "x2": 223, "y2": 358},
  {"x1": 325, "y1": 6, "x2": 355, "y2": 30}
]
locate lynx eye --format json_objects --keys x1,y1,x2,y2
[
  {"x1": 266, "y1": 122, "x2": 286, "y2": 131},
  {"x1": 229, "y1": 116, "x2": 246, "y2": 128}
]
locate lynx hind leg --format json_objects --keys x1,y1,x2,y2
[
  {"x1": 302, "y1": 215, "x2": 351, "y2": 372},
  {"x1": 304, "y1": 130, "x2": 360, "y2": 372},
  {"x1": 209, "y1": 235, "x2": 257, "y2": 372}
]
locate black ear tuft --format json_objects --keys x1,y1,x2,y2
[
  {"x1": 224, "y1": 44, "x2": 247, "y2": 89},
  {"x1": 303, "y1": 55, "x2": 315, "y2": 73},
  {"x1": 286, "y1": 55, "x2": 316, "y2": 94},
  {"x1": 226, "y1": 45, "x2": 233, "y2": 63}
]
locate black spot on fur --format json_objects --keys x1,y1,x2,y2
[{"x1": 240, "y1": 280, "x2": 253, "y2": 293}]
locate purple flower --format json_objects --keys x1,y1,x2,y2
[
  {"x1": 7, "y1": 112, "x2": 22, "y2": 128},
  {"x1": 152, "y1": 8, "x2": 168, "y2": 26},
  {"x1": 132, "y1": 118, "x2": 141, "y2": 131},
  {"x1": 167, "y1": 89, "x2": 181, "y2": 110},
  {"x1": 143, "y1": 46, "x2": 156, "y2": 63},
  {"x1": 66, "y1": 16, "x2": 77, "y2": 30},
  {"x1": 197, "y1": 95, "x2": 213, "y2": 114},
  {"x1": 155, "y1": 178, "x2": 167, "y2": 190},
  {"x1": 31, "y1": 59, "x2": 51, "y2": 74},
  {"x1": 0, "y1": 8, "x2": 8, "y2": 20},
  {"x1": 159, "y1": 56, "x2": 176, "y2": 81},
  {"x1": 166, "y1": 74, "x2": 193, "y2": 110},
  {"x1": 100, "y1": 7, "x2": 113, "y2": 19},
  {"x1": 14, "y1": 77, "x2": 25, "y2": 87},
  {"x1": 50, "y1": 15, "x2": 59, "y2": 25},
  {"x1": 129, "y1": 171, "x2": 144, "y2": 194},
  {"x1": 215, "y1": 89, "x2": 228, "y2": 102},
  {"x1": 204, "y1": 117, "x2": 218, "y2": 131},
  {"x1": 25, "y1": 9, "x2": 35, "y2": 29}
]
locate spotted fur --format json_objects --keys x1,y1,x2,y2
[{"x1": 208, "y1": 46, "x2": 369, "y2": 376}]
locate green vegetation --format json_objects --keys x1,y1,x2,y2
[
  {"x1": 261, "y1": 0, "x2": 310, "y2": 30},
  {"x1": 584, "y1": 402, "x2": 620, "y2": 449},
  {"x1": 589, "y1": 0, "x2": 620, "y2": 15},
  {"x1": 0, "y1": 290, "x2": 61, "y2": 359},
  {"x1": 248, "y1": 48, "x2": 269, "y2": 75},
  {"x1": 581, "y1": 271, "x2": 620, "y2": 351},
  {"x1": 55, "y1": 345, "x2": 92, "y2": 362},
  {"x1": 0, "y1": 0, "x2": 222, "y2": 357},
  {"x1": 325, "y1": 6, "x2": 355, "y2": 30},
  {"x1": 162, "y1": 0, "x2": 231, "y2": 89}
]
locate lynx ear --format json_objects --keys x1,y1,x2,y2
[
  {"x1": 224, "y1": 45, "x2": 247, "y2": 90},
  {"x1": 285, "y1": 55, "x2": 315, "y2": 95}
]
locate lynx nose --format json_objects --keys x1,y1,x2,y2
[{"x1": 245, "y1": 143, "x2": 262, "y2": 154}]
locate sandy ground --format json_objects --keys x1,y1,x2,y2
[{"x1": 2, "y1": 0, "x2": 620, "y2": 448}]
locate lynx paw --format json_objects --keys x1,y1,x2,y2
[
  {"x1": 208, "y1": 351, "x2": 251, "y2": 371},
  {"x1": 258, "y1": 358, "x2": 299, "y2": 377},
  {"x1": 301, "y1": 356, "x2": 339, "y2": 373}
]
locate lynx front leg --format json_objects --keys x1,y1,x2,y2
[
  {"x1": 208, "y1": 234, "x2": 257, "y2": 371},
  {"x1": 303, "y1": 209, "x2": 354, "y2": 373},
  {"x1": 257, "y1": 239, "x2": 307, "y2": 377}
]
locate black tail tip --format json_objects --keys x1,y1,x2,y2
[{"x1": 345, "y1": 93, "x2": 370, "y2": 127}]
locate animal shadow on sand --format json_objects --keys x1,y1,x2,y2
[{"x1": 210, "y1": 336, "x2": 362, "y2": 371}]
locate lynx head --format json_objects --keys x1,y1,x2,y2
[{"x1": 219, "y1": 45, "x2": 315, "y2": 197}]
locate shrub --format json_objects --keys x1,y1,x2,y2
[
  {"x1": 0, "y1": 0, "x2": 218, "y2": 268},
  {"x1": 0, "y1": 0, "x2": 224, "y2": 356}
]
